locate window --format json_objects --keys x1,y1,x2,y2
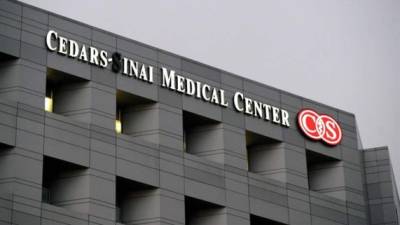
[
  {"x1": 182, "y1": 111, "x2": 222, "y2": 163},
  {"x1": 306, "y1": 150, "x2": 345, "y2": 199},
  {"x1": 250, "y1": 214, "x2": 287, "y2": 225},
  {"x1": 42, "y1": 156, "x2": 87, "y2": 207},
  {"x1": 185, "y1": 196, "x2": 225, "y2": 225},
  {"x1": 115, "y1": 90, "x2": 155, "y2": 135},
  {"x1": 45, "y1": 68, "x2": 89, "y2": 115},
  {"x1": 116, "y1": 176, "x2": 158, "y2": 223},
  {"x1": 246, "y1": 131, "x2": 283, "y2": 181}
]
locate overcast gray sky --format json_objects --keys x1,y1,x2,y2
[{"x1": 21, "y1": 0, "x2": 400, "y2": 184}]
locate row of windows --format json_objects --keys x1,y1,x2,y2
[
  {"x1": 42, "y1": 69, "x2": 344, "y2": 199},
  {"x1": 41, "y1": 156, "x2": 286, "y2": 225},
  {"x1": 45, "y1": 91, "x2": 120, "y2": 133}
]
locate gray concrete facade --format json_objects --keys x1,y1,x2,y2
[{"x1": 0, "y1": 0, "x2": 398, "y2": 224}]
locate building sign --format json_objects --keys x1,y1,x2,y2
[
  {"x1": 297, "y1": 109, "x2": 342, "y2": 145},
  {"x1": 45, "y1": 30, "x2": 290, "y2": 128}
]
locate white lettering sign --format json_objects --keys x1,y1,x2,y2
[{"x1": 45, "y1": 30, "x2": 290, "y2": 128}]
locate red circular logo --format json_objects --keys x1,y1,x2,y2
[{"x1": 297, "y1": 109, "x2": 342, "y2": 146}]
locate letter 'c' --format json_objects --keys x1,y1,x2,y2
[
  {"x1": 233, "y1": 92, "x2": 244, "y2": 112},
  {"x1": 46, "y1": 30, "x2": 58, "y2": 51}
]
